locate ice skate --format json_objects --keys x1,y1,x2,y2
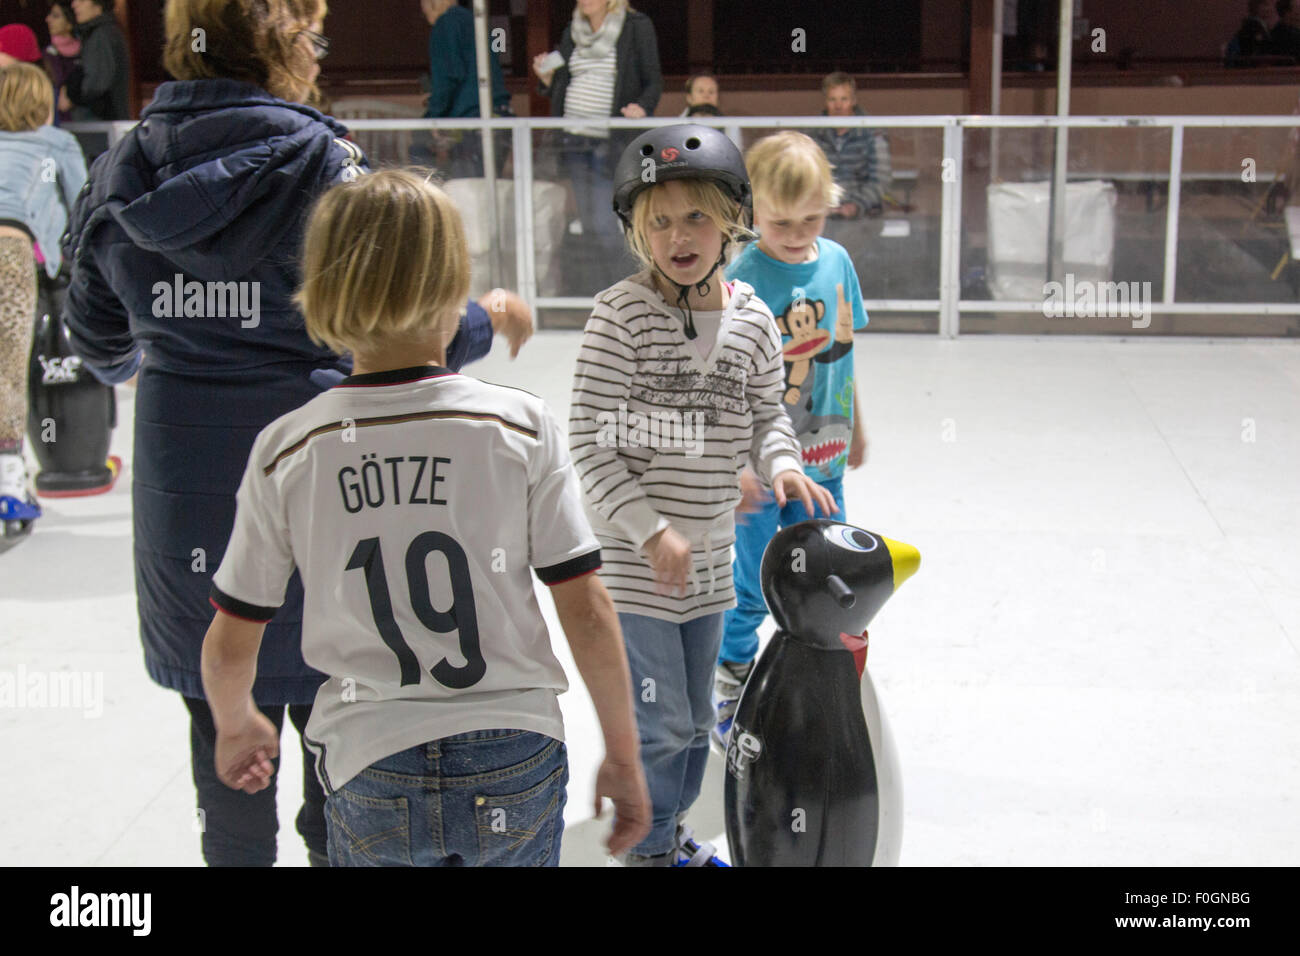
[
  {"x1": 711, "y1": 658, "x2": 753, "y2": 755},
  {"x1": 0, "y1": 453, "x2": 41, "y2": 552},
  {"x1": 672, "y1": 823, "x2": 728, "y2": 867}
]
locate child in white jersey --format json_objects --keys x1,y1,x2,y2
[
  {"x1": 569, "y1": 125, "x2": 836, "y2": 866},
  {"x1": 201, "y1": 169, "x2": 649, "y2": 866}
]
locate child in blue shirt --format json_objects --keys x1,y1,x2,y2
[{"x1": 714, "y1": 131, "x2": 869, "y2": 748}]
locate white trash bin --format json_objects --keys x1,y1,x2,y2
[{"x1": 986, "y1": 180, "x2": 1117, "y2": 301}]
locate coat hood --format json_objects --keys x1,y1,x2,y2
[{"x1": 100, "y1": 80, "x2": 350, "y2": 278}]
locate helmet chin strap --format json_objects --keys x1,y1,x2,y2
[{"x1": 654, "y1": 241, "x2": 730, "y2": 341}]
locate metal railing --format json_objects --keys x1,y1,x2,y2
[{"x1": 67, "y1": 114, "x2": 1300, "y2": 337}]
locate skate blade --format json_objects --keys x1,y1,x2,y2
[{"x1": 0, "y1": 520, "x2": 35, "y2": 553}]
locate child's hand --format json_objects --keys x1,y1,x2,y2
[
  {"x1": 783, "y1": 386, "x2": 801, "y2": 405},
  {"x1": 595, "y1": 757, "x2": 652, "y2": 857},
  {"x1": 214, "y1": 708, "x2": 279, "y2": 794},
  {"x1": 644, "y1": 526, "x2": 692, "y2": 597},
  {"x1": 735, "y1": 467, "x2": 770, "y2": 522},
  {"x1": 849, "y1": 425, "x2": 868, "y2": 469},
  {"x1": 478, "y1": 288, "x2": 534, "y2": 359},
  {"x1": 772, "y1": 469, "x2": 839, "y2": 518}
]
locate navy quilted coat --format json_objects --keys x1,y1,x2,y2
[{"x1": 63, "y1": 80, "x2": 493, "y2": 704}]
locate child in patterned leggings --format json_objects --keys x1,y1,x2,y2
[{"x1": 0, "y1": 62, "x2": 87, "y2": 549}]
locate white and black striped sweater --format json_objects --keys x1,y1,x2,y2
[{"x1": 568, "y1": 273, "x2": 803, "y2": 623}]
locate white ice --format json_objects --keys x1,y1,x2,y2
[{"x1": 2, "y1": 332, "x2": 1298, "y2": 866}]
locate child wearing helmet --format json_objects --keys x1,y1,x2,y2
[{"x1": 568, "y1": 124, "x2": 836, "y2": 865}]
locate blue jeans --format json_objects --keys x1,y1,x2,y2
[
  {"x1": 326, "y1": 729, "x2": 567, "y2": 867},
  {"x1": 618, "y1": 611, "x2": 724, "y2": 856},
  {"x1": 558, "y1": 132, "x2": 621, "y2": 245},
  {"x1": 719, "y1": 475, "x2": 846, "y2": 665}
]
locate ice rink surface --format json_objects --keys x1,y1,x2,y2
[{"x1": 2, "y1": 332, "x2": 1298, "y2": 866}]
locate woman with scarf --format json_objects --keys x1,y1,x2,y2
[
  {"x1": 61, "y1": 0, "x2": 531, "y2": 867},
  {"x1": 533, "y1": 0, "x2": 661, "y2": 287},
  {"x1": 43, "y1": 3, "x2": 81, "y2": 125}
]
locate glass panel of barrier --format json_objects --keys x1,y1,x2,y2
[
  {"x1": 354, "y1": 122, "x2": 519, "y2": 299},
  {"x1": 532, "y1": 122, "x2": 648, "y2": 328},
  {"x1": 66, "y1": 117, "x2": 1300, "y2": 337},
  {"x1": 960, "y1": 124, "x2": 1172, "y2": 334},
  {"x1": 1176, "y1": 126, "x2": 1299, "y2": 335}
]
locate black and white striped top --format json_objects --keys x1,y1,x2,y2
[
  {"x1": 564, "y1": 44, "x2": 617, "y2": 138},
  {"x1": 569, "y1": 274, "x2": 803, "y2": 623}
]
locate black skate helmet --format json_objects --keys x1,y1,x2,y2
[
  {"x1": 612, "y1": 124, "x2": 752, "y2": 229},
  {"x1": 611, "y1": 124, "x2": 753, "y2": 340}
]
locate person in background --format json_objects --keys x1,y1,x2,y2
[
  {"x1": 0, "y1": 63, "x2": 87, "y2": 551},
  {"x1": 59, "y1": 0, "x2": 128, "y2": 121},
  {"x1": 1268, "y1": 0, "x2": 1300, "y2": 61},
  {"x1": 810, "y1": 72, "x2": 890, "y2": 219},
  {"x1": 0, "y1": 24, "x2": 44, "y2": 69},
  {"x1": 679, "y1": 72, "x2": 719, "y2": 116},
  {"x1": 44, "y1": 3, "x2": 82, "y2": 123},
  {"x1": 421, "y1": 0, "x2": 510, "y2": 118},
  {"x1": 533, "y1": 0, "x2": 662, "y2": 280},
  {"x1": 416, "y1": 0, "x2": 511, "y2": 177},
  {"x1": 808, "y1": 71, "x2": 890, "y2": 271}
]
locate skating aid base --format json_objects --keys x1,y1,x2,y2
[{"x1": 35, "y1": 455, "x2": 121, "y2": 498}]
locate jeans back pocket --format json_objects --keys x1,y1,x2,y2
[
  {"x1": 327, "y1": 788, "x2": 413, "y2": 867},
  {"x1": 473, "y1": 753, "x2": 568, "y2": 866}
]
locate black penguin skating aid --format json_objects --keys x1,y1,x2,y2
[
  {"x1": 723, "y1": 520, "x2": 920, "y2": 866},
  {"x1": 26, "y1": 271, "x2": 119, "y2": 497}
]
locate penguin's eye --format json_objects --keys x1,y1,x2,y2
[{"x1": 829, "y1": 526, "x2": 877, "y2": 552}]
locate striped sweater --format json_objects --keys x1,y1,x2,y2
[
  {"x1": 811, "y1": 108, "x2": 892, "y2": 212},
  {"x1": 568, "y1": 273, "x2": 802, "y2": 623}
]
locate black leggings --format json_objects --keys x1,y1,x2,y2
[{"x1": 183, "y1": 696, "x2": 329, "y2": 866}]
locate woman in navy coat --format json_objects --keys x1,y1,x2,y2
[{"x1": 61, "y1": 0, "x2": 523, "y2": 866}]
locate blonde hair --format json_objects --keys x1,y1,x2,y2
[
  {"x1": 745, "y1": 131, "x2": 842, "y2": 213},
  {"x1": 163, "y1": 0, "x2": 326, "y2": 106},
  {"x1": 626, "y1": 177, "x2": 753, "y2": 272},
  {"x1": 0, "y1": 63, "x2": 53, "y2": 132},
  {"x1": 295, "y1": 169, "x2": 471, "y2": 357}
]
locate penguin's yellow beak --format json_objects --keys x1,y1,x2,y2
[{"x1": 881, "y1": 536, "x2": 920, "y2": 591}]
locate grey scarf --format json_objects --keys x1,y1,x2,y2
[{"x1": 570, "y1": 5, "x2": 626, "y2": 65}]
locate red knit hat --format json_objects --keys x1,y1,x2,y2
[{"x1": 0, "y1": 24, "x2": 43, "y2": 63}]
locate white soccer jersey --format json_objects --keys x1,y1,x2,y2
[{"x1": 211, "y1": 366, "x2": 601, "y2": 792}]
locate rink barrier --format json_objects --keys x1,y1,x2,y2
[{"x1": 66, "y1": 115, "x2": 1300, "y2": 338}]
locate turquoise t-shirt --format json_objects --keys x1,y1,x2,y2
[{"x1": 725, "y1": 237, "x2": 868, "y2": 482}]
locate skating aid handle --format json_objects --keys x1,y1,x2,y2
[{"x1": 826, "y1": 574, "x2": 855, "y2": 609}]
